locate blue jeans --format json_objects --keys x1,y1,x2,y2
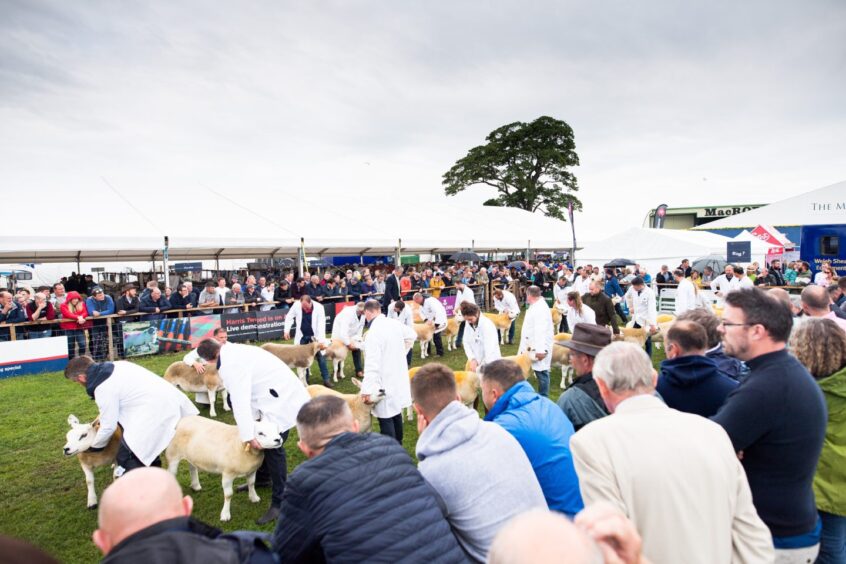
[
  {"x1": 66, "y1": 329, "x2": 86, "y2": 358},
  {"x1": 535, "y1": 370, "x2": 550, "y2": 397},
  {"x1": 818, "y1": 510, "x2": 846, "y2": 564},
  {"x1": 300, "y1": 336, "x2": 330, "y2": 383},
  {"x1": 508, "y1": 319, "x2": 516, "y2": 344},
  {"x1": 633, "y1": 322, "x2": 653, "y2": 358},
  {"x1": 455, "y1": 321, "x2": 466, "y2": 347}
]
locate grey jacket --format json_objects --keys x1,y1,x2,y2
[{"x1": 416, "y1": 401, "x2": 547, "y2": 562}]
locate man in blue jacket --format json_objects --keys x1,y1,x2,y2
[
  {"x1": 481, "y1": 358, "x2": 583, "y2": 517},
  {"x1": 676, "y1": 308, "x2": 747, "y2": 380},
  {"x1": 0, "y1": 290, "x2": 27, "y2": 341},
  {"x1": 86, "y1": 287, "x2": 115, "y2": 361},
  {"x1": 272, "y1": 396, "x2": 466, "y2": 564},
  {"x1": 656, "y1": 320, "x2": 738, "y2": 418}
]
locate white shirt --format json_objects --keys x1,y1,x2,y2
[
  {"x1": 455, "y1": 286, "x2": 476, "y2": 310},
  {"x1": 814, "y1": 272, "x2": 832, "y2": 286},
  {"x1": 260, "y1": 287, "x2": 275, "y2": 311},
  {"x1": 625, "y1": 286, "x2": 657, "y2": 328},
  {"x1": 463, "y1": 315, "x2": 502, "y2": 369},
  {"x1": 519, "y1": 299, "x2": 554, "y2": 370},
  {"x1": 360, "y1": 315, "x2": 412, "y2": 418},
  {"x1": 91, "y1": 361, "x2": 199, "y2": 465},
  {"x1": 494, "y1": 290, "x2": 520, "y2": 319},
  {"x1": 674, "y1": 278, "x2": 698, "y2": 315},
  {"x1": 566, "y1": 303, "x2": 596, "y2": 331},
  {"x1": 283, "y1": 300, "x2": 327, "y2": 343},
  {"x1": 332, "y1": 305, "x2": 365, "y2": 346},
  {"x1": 389, "y1": 304, "x2": 414, "y2": 327},
  {"x1": 572, "y1": 275, "x2": 592, "y2": 296},
  {"x1": 553, "y1": 282, "x2": 570, "y2": 306},
  {"x1": 214, "y1": 286, "x2": 229, "y2": 304},
  {"x1": 420, "y1": 296, "x2": 448, "y2": 327},
  {"x1": 218, "y1": 343, "x2": 309, "y2": 442}
]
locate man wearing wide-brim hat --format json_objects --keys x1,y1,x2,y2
[{"x1": 556, "y1": 323, "x2": 613, "y2": 431}]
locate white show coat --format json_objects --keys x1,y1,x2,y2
[
  {"x1": 566, "y1": 303, "x2": 596, "y2": 330},
  {"x1": 519, "y1": 299, "x2": 554, "y2": 371},
  {"x1": 92, "y1": 361, "x2": 199, "y2": 466},
  {"x1": 218, "y1": 343, "x2": 310, "y2": 442},
  {"x1": 359, "y1": 315, "x2": 412, "y2": 418},
  {"x1": 463, "y1": 315, "x2": 502, "y2": 369},
  {"x1": 572, "y1": 275, "x2": 592, "y2": 296},
  {"x1": 388, "y1": 304, "x2": 414, "y2": 327},
  {"x1": 625, "y1": 286, "x2": 658, "y2": 328},
  {"x1": 455, "y1": 286, "x2": 476, "y2": 310},
  {"x1": 332, "y1": 305, "x2": 365, "y2": 345},
  {"x1": 420, "y1": 297, "x2": 448, "y2": 328},
  {"x1": 709, "y1": 274, "x2": 739, "y2": 299},
  {"x1": 494, "y1": 290, "x2": 520, "y2": 319},
  {"x1": 674, "y1": 278, "x2": 698, "y2": 315},
  {"x1": 284, "y1": 300, "x2": 327, "y2": 343},
  {"x1": 553, "y1": 282, "x2": 570, "y2": 306},
  {"x1": 260, "y1": 287, "x2": 275, "y2": 311}
]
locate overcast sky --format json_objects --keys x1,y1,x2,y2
[{"x1": 2, "y1": 0, "x2": 845, "y2": 243}]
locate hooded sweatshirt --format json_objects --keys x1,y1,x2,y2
[
  {"x1": 657, "y1": 355, "x2": 738, "y2": 418},
  {"x1": 814, "y1": 365, "x2": 846, "y2": 516},
  {"x1": 417, "y1": 401, "x2": 546, "y2": 562}
]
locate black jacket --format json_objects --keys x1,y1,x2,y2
[
  {"x1": 169, "y1": 292, "x2": 197, "y2": 310},
  {"x1": 115, "y1": 295, "x2": 139, "y2": 315},
  {"x1": 272, "y1": 432, "x2": 467, "y2": 564},
  {"x1": 581, "y1": 292, "x2": 619, "y2": 334},
  {"x1": 381, "y1": 274, "x2": 401, "y2": 306},
  {"x1": 101, "y1": 517, "x2": 273, "y2": 564}
]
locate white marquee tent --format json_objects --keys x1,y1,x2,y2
[
  {"x1": 576, "y1": 227, "x2": 732, "y2": 274},
  {"x1": 730, "y1": 230, "x2": 783, "y2": 265}
]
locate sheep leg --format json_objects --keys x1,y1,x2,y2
[
  {"x1": 166, "y1": 449, "x2": 181, "y2": 477},
  {"x1": 296, "y1": 368, "x2": 307, "y2": 387},
  {"x1": 188, "y1": 462, "x2": 202, "y2": 491},
  {"x1": 220, "y1": 473, "x2": 235, "y2": 522},
  {"x1": 222, "y1": 388, "x2": 230, "y2": 411},
  {"x1": 406, "y1": 405, "x2": 414, "y2": 422},
  {"x1": 419, "y1": 340, "x2": 427, "y2": 360},
  {"x1": 81, "y1": 462, "x2": 98, "y2": 509},
  {"x1": 246, "y1": 471, "x2": 260, "y2": 503},
  {"x1": 208, "y1": 387, "x2": 218, "y2": 418},
  {"x1": 339, "y1": 358, "x2": 346, "y2": 380}
]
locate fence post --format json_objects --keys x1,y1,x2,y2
[
  {"x1": 106, "y1": 317, "x2": 115, "y2": 361},
  {"x1": 9, "y1": 325, "x2": 16, "y2": 341}
]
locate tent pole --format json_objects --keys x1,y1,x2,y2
[
  {"x1": 298, "y1": 238, "x2": 305, "y2": 279},
  {"x1": 162, "y1": 236, "x2": 170, "y2": 288},
  {"x1": 395, "y1": 239, "x2": 401, "y2": 267}
]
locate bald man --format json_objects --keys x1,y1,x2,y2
[
  {"x1": 93, "y1": 467, "x2": 272, "y2": 563},
  {"x1": 488, "y1": 503, "x2": 646, "y2": 564}
]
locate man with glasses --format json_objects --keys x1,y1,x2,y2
[{"x1": 712, "y1": 288, "x2": 827, "y2": 563}]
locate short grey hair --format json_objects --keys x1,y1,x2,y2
[
  {"x1": 593, "y1": 342, "x2": 654, "y2": 393},
  {"x1": 525, "y1": 285, "x2": 542, "y2": 298}
]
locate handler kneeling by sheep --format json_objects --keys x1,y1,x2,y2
[
  {"x1": 197, "y1": 338, "x2": 309, "y2": 526},
  {"x1": 64, "y1": 356, "x2": 199, "y2": 474}
]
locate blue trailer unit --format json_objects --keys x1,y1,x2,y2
[{"x1": 800, "y1": 224, "x2": 846, "y2": 276}]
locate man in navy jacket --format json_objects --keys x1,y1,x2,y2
[{"x1": 657, "y1": 320, "x2": 738, "y2": 417}]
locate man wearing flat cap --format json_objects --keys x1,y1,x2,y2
[{"x1": 556, "y1": 323, "x2": 613, "y2": 431}]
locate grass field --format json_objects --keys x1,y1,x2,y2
[{"x1": 0, "y1": 313, "x2": 665, "y2": 563}]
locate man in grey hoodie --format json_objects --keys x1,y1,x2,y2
[{"x1": 412, "y1": 363, "x2": 547, "y2": 562}]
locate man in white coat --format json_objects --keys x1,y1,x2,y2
[
  {"x1": 414, "y1": 292, "x2": 447, "y2": 357},
  {"x1": 673, "y1": 269, "x2": 698, "y2": 315},
  {"x1": 332, "y1": 302, "x2": 366, "y2": 377},
  {"x1": 197, "y1": 339, "x2": 309, "y2": 525},
  {"x1": 519, "y1": 286, "x2": 554, "y2": 396},
  {"x1": 459, "y1": 302, "x2": 502, "y2": 373},
  {"x1": 359, "y1": 299, "x2": 411, "y2": 443},
  {"x1": 454, "y1": 280, "x2": 476, "y2": 348},
  {"x1": 64, "y1": 356, "x2": 198, "y2": 474},
  {"x1": 570, "y1": 342, "x2": 774, "y2": 564},
  {"x1": 182, "y1": 327, "x2": 228, "y2": 409},
  {"x1": 624, "y1": 276, "x2": 658, "y2": 357},
  {"x1": 552, "y1": 276, "x2": 570, "y2": 332},
  {"x1": 389, "y1": 300, "x2": 416, "y2": 366},
  {"x1": 493, "y1": 288, "x2": 520, "y2": 345},
  {"x1": 283, "y1": 295, "x2": 331, "y2": 385},
  {"x1": 710, "y1": 265, "x2": 739, "y2": 305}
]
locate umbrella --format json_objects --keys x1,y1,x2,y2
[
  {"x1": 507, "y1": 261, "x2": 530, "y2": 269},
  {"x1": 691, "y1": 254, "x2": 727, "y2": 274},
  {"x1": 276, "y1": 258, "x2": 295, "y2": 267},
  {"x1": 603, "y1": 258, "x2": 637, "y2": 268},
  {"x1": 450, "y1": 251, "x2": 482, "y2": 262}
]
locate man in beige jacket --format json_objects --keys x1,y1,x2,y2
[{"x1": 570, "y1": 342, "x2": 773, "y2": 564}]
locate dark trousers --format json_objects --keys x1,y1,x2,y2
[
  {"x1": 428, "y1": 331, "x2": 444, "y2": 356},
  {"x1": 614, "y1": 302, "x2": 628, "y2": 323},
  {"x1": 116, "y1": 439, "x2": 161, "y2": 473},
  {"x1": 378, "y1": 414, "x2": 404, "y2": 444},
  {"x1": 633, "y1": 322, "x2": 653, "y2": 357},
  {"x1": 406, "y1": 348, "x2": 412, "y2": 367},
  {"x1": 263, "y1": 430, "x2": 289, "y2": 507},
  {"x1": 300, "y1": 335, "x2": 330, "y2": 383},
  {"x1": 455, "y1": 321, "x2": 466, "y2": 347},
  {"x1": 352, "y1": 349, "x2": 363, "y2": 373},
  {"x1": 559, "y1": 316, "x2": 568, "y2": 333}
]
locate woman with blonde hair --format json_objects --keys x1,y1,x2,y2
[
  {"x1": 59, "y1": 291, "x2": 91, "y2": 358},
  {"x1": 815, "y1": 261, "x2": 836, "y2": 287},
  {"x1": 564, "y1": 290, "x2": 595, "y2": 329},
  {"x1": 790, "y1": 317, "x2": 846, "y2": 564}
]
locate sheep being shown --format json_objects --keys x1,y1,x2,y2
[
  {"x1": 307, "y1": 378, "x2": 382, "y2": 433},
  {"x1": 165, "y1": 415, "x2": 283, "y2": 522},
  {"x1": 406, "y1": 368, "x2": 480, "y2": 421},
  {"x1": 414, "y1": 321, "x2": 436, "y2": 359},
  {"x1": 163, "y1": 362, "x2": 229, "y2": 417},
  {"x1": 322, "y1": 336, "x2": 364, "y2": 382},
  {"x1": 484, "y1": 311, "x2": 513, "y2": 344},
  {"x1": 63, "y1": 414, "x2": 122, "y2": 509},
  {"x1": 441, "y1": 318, "x2": 460, "y2": 351},
  {"x1": 261, "y1": 341, "x2": 325, "y2": 386}
]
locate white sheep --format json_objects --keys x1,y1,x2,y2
[
  {"x1": 322, "y1": 336, "x2": 364, "y2": 382},
  {"x1": 63, "y1": 414, "x2": 122, "y2": 509},
  {"x1": 165, "y1": 415, "x2": 283, "y2": 521},
  {"x1": 307, "y1": 377, "x2": 382, "y2": 433},
  {"x1": 163, "y1": 362, "x2": 229, "y2": 417}
]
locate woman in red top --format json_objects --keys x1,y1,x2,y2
[{"x1": 60, "y1": 291, "x2": 91, "y2": 358}]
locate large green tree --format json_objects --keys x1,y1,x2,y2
[{"x1": 442, "y1": 116, "x2": 582, "y2": 221}]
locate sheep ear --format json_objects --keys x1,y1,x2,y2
[
  {"x1": 67, "y1": 414, "x2": 79, "y2": 426},
  {"x1": 351, "y1": 377, "x2": 362, "y2": 389}
]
